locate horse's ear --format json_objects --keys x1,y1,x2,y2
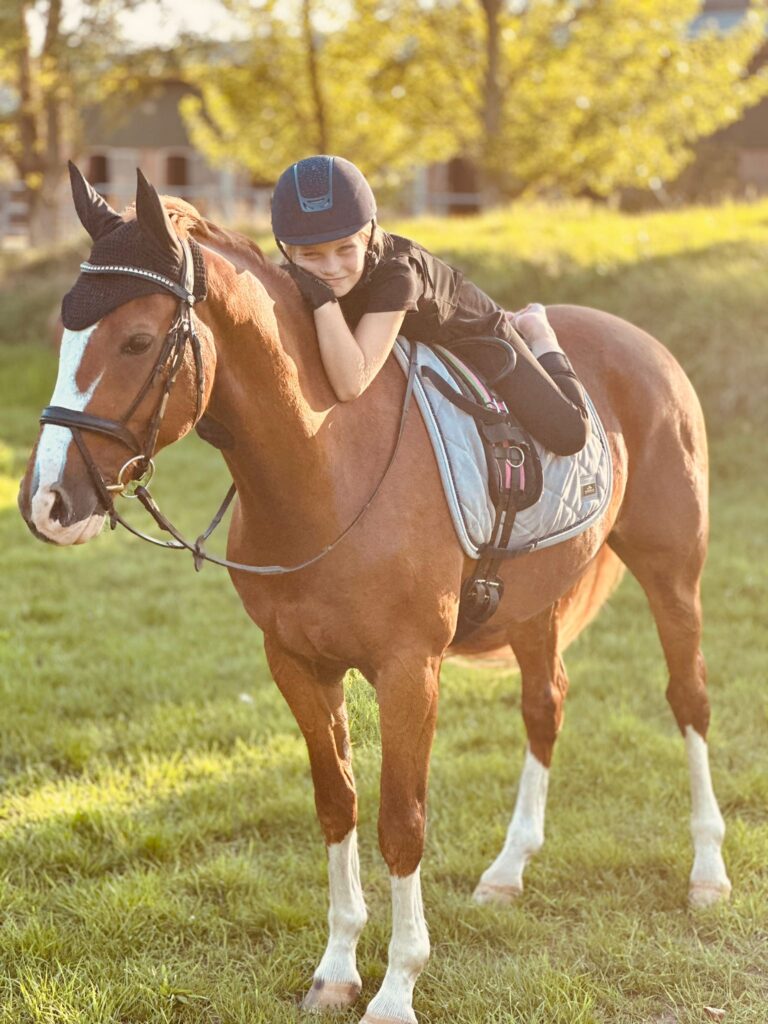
[
  {"x1": 68, "y1": 161, "x2": 123, "y2": 241},
  {"x1": 135, "y1": 168, "x2": 182, "y2": 259}
]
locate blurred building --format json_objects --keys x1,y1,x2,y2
[
  {"x1": 0, "y1": 80, "x2": 271, "y2": 247},
  {"x1": 80, "y1": 80, "x2": 272, "y2": 222},
  {"x1": 687, "y1": 0, "x2": 768, "y2": 197},
  {"x1": 411, "y1": 158, "x2": 482, "y2": 217},
  {"x1": 2, "y1": 4, "x2": 768, "y2": 244}
]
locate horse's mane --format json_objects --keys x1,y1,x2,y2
[
  {"x1": 154, "y1": 196, "x2": 321, "y2": 401},
  {"x1": 159, "y1": 195, "x2": 286, "y2": 289}
]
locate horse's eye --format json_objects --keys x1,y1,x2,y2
[{"x1": 122, "y1": 333, "x2": 154, "y2": 355}]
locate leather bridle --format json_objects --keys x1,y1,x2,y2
[
  {"x1": 40, "y1": 240, "x2": 416, "y2": 575},
  {"x1": 41, "y1": 239, "x2": 204, "y2": 512}
]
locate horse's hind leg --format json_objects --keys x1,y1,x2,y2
[
  {"x1": 264, "y1": 636, "x2": 367, "y2": 1010},
  {"x1": 474, "y1": 604, "x2": 566, "y2": 904},
  {"x1": 610, "y1": 478, "x2": 731, "y2": 906}
]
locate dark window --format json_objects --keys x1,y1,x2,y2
[
  {"x1": 166, "y1": 155, "x2": 189, "y2": 188},
  {"x1": 87, "y1": 154, "x2": 109, "y2": 188},
  {"x1": 447, "y1": 157, "x2": 480, "y2": 216}
]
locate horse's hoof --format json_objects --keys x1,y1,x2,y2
[
  {"x1": 472, "y1": 881, "x2": 523, "y2": 905},
  {"x1": 302, "y1": 978, "x2": 361, "y2": 1011},
  {"x1": 688, "y1": 880, "x2": 732, "y2": 908}
]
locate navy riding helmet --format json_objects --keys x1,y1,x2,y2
[{"x1": 271, "y1": 155, "x2": 377, "y2": 248}]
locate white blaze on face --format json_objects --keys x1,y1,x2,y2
[{"x1": 31, "y1": 323, "x2": 107, "y2": 543}]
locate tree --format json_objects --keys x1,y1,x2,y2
[
  {"x1": 0, "y1": 1, "x2": 66, "y2": 243},
  {"x1": 0, "y1": 0, "x2": 146, "y2": 244},
  {"x1": 180, "y1": 0, "x2": 480, "y2": 193},
  {"x1": 184, "y1": 0, "x2": 768, "y2": 201},
  {"x1": 487, "y1": 0, "x2": 768, "y2": 197}
]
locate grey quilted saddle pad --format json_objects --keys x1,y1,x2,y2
[{"x1": 393, "y1": 338, "x2": 613, "y2": 559}]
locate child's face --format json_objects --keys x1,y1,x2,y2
[{"x1": 291, "y1": 230, "x2": 368, "y2": 297}]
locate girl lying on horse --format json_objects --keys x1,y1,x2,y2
[{"x1": 271, "y1": 154, "x2": 590, "y2": 456}]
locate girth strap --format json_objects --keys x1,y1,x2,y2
[{"x1": 419, "y1": 345, "x2": 542, "y2": 644}]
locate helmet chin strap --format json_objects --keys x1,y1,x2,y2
[{"x1": 363, "y1": 218, "x2": 379, "y2": 281}]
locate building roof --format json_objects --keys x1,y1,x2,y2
[
  {"x1": 701, "y1": 0, "x2": 750, "y2": 8},
  {"x1": 83, "y1": 81, "x2": 197, "y2": 149},
  {"x1": 692, "y1": 0, "x2": 751, "y2": 34}
]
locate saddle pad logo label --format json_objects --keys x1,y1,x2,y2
[{"x1": 582, "y1": 480, "x2": 597, "y2": 497}]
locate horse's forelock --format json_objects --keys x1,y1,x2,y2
[
  {"x1": 118, "y1": 195, "x2": 201, "y2": 236},
  {"x1": 167, "y1": 204, "x2": 286, "y2": 286}
]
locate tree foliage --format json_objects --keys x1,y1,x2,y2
[
  {"x1": 184, "y1": 0, "x2": 768, "y2": 198},
  {"x1": 181, "y1": 0, "x2": 484, "y2": 190},
  {"x1": 1, "y1": 0, "x2": 767, "y2": 221},
  {"x1": 490, "y1": 0, "x2": 768, "y2": 196}
]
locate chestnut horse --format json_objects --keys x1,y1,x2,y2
[{"x1": 18, "y1": 171, "x2": 731, "y2": 1024}]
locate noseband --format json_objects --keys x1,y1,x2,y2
[{"x1": 40, "y1": 240, "x2": 416, "y2": 575}]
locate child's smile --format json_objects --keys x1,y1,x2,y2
[{"x1": 292, "y1": 232, "x2": 368, "y2": 297}]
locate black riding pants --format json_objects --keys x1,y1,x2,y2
[{"x1": 450, "y1": 329, "x2": 590, "y2": 457}]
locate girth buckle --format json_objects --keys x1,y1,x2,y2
[{"x1": 460, "y1": 575, "x2": 505, "y2": 627}]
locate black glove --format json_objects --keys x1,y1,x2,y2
[{"x1": 284, "y1": 262, "x2": 337, "y2": 310}]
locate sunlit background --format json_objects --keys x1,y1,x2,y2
[{"x1": 2, "y1": 0, "x2": 768, "y2": 245}]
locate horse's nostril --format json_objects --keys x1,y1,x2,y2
[{"x1": 49, "y1": 483, "x2": 73, "y2": 525}]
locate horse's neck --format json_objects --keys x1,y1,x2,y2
[{"x1": 198, "y1": 249, "x2": 347, "y2": 553}]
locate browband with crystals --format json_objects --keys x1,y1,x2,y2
[
  {"x1": 78, "y1": 237, "x2": 197, "y2": 305},
  {"x1": 78, "y1": 262, "x2": 196, "y2": 304}
]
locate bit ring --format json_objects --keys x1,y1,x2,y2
[{"x1": 105, "y1": 456, "x2": 156, "y2": 497}]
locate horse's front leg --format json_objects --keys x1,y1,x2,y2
[
  {"x1": 264, "y1": 636, "x2": 367, "y2": 1011},
  {"x1": 361, "y1": 653, "x2": 441, "y2": 1024}
]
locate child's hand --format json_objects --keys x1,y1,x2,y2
[{"x1": 284, "y1": 263, "x2": 337, "y2": 310}]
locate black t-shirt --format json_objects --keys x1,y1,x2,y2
[
  {"x1": 333, "y1": 233, "x2": 590, "y2": 456},
  {"x1": 338, "y1": 234, "x2": 514, "y2": 347}
]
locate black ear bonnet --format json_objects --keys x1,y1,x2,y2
[{"x1": 61, "y1": 163, "x2": 207, "y2": 331}]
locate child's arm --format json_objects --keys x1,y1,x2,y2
[
  {"x1": 283, "y1": 262, "x2": 407, "y2": 402},
  {"x1": 314, "y1": 302, "x2": 406, "y2": 402}
]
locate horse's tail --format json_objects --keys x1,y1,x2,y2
[{"x1": 450, "y1": 545, "x2": 625, "y2": 668}]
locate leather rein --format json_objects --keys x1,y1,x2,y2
[{"x1": 40, "y1": 240, "x2": 417, "y2": 575}]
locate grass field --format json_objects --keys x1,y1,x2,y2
[{"x1": 0, "y1": 200, "x2": 766, "y2": 1023}]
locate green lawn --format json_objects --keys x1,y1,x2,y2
[{"x1": 0, "y1": 200, "x2": 766, "y2": 1023}]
